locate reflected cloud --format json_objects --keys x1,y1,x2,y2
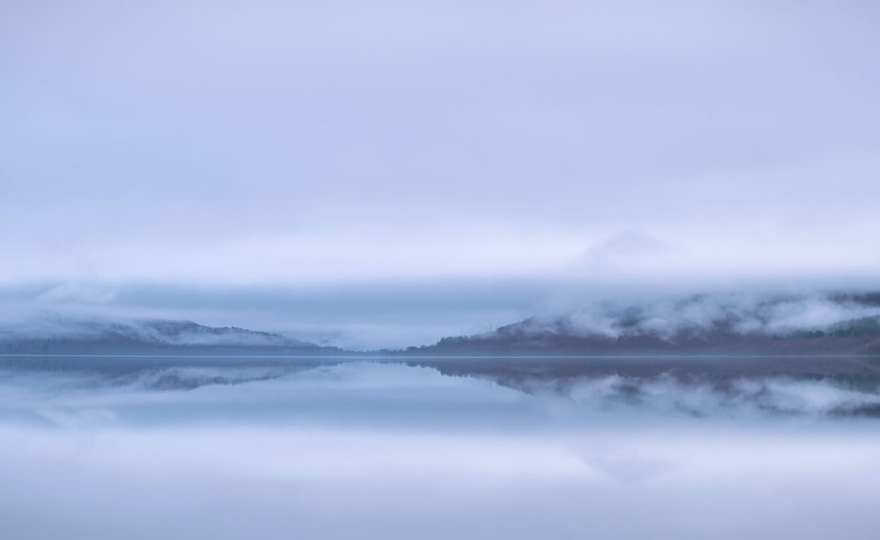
[{"x1": 2, "y1": 361, "x2": 880, "y2": 539}]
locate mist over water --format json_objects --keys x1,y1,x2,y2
[
  {"x1": 5, "y1": 0, "x2": 880, "y2": 537},
  {"x1": 2, "y1": 359, "x2": 880, "y2": 540}
]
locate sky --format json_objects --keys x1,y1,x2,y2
[{"x1": 2, "y1": 1, "x2": 880, "y2": 347}]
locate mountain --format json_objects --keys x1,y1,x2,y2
[
  {"x1": 0, "y1": 317, "x2": 342, "y2": 355},
  {"x1": 6, "y1": 292, "x2": 880, "y2": 357},
  {"x1": 403, "y1": 293, "x2": 880, "y2": 356}
]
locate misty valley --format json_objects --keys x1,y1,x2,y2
[{"x1": 6, "y1": 1, "x2": 880, "y2": 537}]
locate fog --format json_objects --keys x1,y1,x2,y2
[
  {"x1": 4, "y1": 1, "x2": 880, "y2": 347},
  {"x1": 5, "y1": 2, "x2": 880, "y2": 536},
  {"x1": 518, "y1": 291, "x2": 880, "y2": 339},
  {"x1": 2, "y1": 361, "x2": 880, "y2": 539},
  {"x1": 3, "y1": 0, "x2": 880, "y2": 290},
  {"x1": 4, "y1": 287, "x2": 879, "y2": 350}
]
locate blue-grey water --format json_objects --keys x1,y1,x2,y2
[{"x1": 2, "y1": 355, "x2": 880, "y2": 539}]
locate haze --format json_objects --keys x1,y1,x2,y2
[
  {"x1": 5, "y1": 4, "x2": 880, "y2": 539},
  {"x1": 3, "y1": 1, "x2": 880, "y2": 346}
]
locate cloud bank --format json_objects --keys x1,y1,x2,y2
[
  {"x1": 2, "y1": 1, "x2": 880, "y2": 288},
  {"x1": 514, "y1": 291, "x2": 880, "y2": 340}
]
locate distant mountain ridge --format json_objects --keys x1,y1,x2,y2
[
  {"x1": 5, "y1": 292, "x2": 880, "y2": 356},
  {"x1": 404, "y1": 293, "x2": 880, "y2": 356},
  {"x1": 0, "y1": 318, "x2": 341, "y2": 355}
]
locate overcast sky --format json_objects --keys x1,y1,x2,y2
[{"x1": 2, "y1": 1, "x2": 880, "y2": 346}]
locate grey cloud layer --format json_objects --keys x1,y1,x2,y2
[{"x1": 2, "y1": 1, "x2": 880, "y2": 286}]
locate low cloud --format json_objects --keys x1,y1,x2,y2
[{"x1": 520, "y1": 291, "x2": 880, "y2": 339}]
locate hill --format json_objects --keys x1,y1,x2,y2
[
  {"x1": 403, "y1": 293, "x2": 880, "y2": 356},
  {"x1": 0, "y1": 317, "x2": 341, "y2": 355}
]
